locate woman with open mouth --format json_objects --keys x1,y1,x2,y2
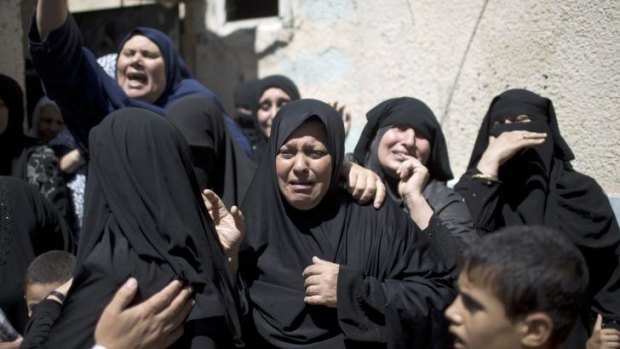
[{"x1": 236, "y1": 99, "x2": 456, "y2": 348}]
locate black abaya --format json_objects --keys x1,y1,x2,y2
[
  {"x1": 454, "y1": 89, "x2": 620, "y2": 347},
  {"x1": 40, "y1": 108, "x2": 242, "y2": 348},
  {"x1": 240, "y1": 99, "x2": 455, "y2": 348}
]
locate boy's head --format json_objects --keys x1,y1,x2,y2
[
  {"x1": 24, "y1": 251, "x2": 75, "y2": 316},
  {"x1": 445, "y1": 226, "x2": 588, "y2": 349}
]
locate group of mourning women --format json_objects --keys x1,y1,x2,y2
[{"x1": 0, "y1": 0, "x2": 617, "y2": 348}]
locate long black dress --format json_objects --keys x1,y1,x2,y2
[
  {"x1": 454, "y1": 89, "x2": 620, "y2": 348},
  {"x1": 240, "y1": 99, "x2": 455, "y2": 348},
  {"x1": 40, "y1": 108, "x2": 242, "y2": 348}
]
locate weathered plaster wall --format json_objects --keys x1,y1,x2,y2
[
  {"x1": 0, "y1": 0, "x2": 25, "y2": 89},
  {"x1": 217, "y1": 0, "x2": 619, "y2": 193}
]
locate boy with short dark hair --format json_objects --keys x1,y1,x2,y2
[
  {"x1": 445, "y1": 225, "x2": 589, "y2": 349},
  {"x1": 24, "y1": 250, "x2": 75, "y2": 317}
]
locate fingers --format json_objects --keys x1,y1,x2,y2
[
  {"x1": 106, "y1": 278, "x2": 139, "y2": 314},
  {"x1": 231, "y1": 206, "x2": 245, "y2": 234},
  {"x1": 348, "y1": 171, "x2": 364, "y2": 200},
  {"x1": 157, "y1": 286, "x2": 194, "y2": 330},
  {"x1": 357, "y1": 175, "x2": 377, "y2": 204},
  {"x1": 594, "y1": 314, "x2": 603, "y2": 331},
  {"x1": 304, "y1": 295, "x2": 325, "y2": 305},
  {"x1": 302, "y1": 264, "x2": 321, "y2": 278},
  {"x1": 140, "y1": 279, "x2": 184, "y2": 315}
]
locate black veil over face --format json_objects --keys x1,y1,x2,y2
[{"x1": 462, "y1": 89, "x2": 620, "y2": 332}]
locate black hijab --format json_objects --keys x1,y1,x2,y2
[
  {"x1": 354, "y1": 96, "x2": 453, "y2": 184},
  {"x1": 0, "y1": 74, "x2": 34, "y2": 178},
  {"x1": 240, "y1": 99, "x2": 454, "y2": 348},
  {"x1": 165, "y1": 95, "x2": 256, "y2": 207},
  {"x1": 250, "y1": 75, "x2": 301, "y2": 161},
  {"x1": 43, "y1": 108, "x2": 242, "y2": 348},
  {"x1": 465, "y1": 89, "x2": 620, "y2": 326}
]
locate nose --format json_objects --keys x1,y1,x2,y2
[
  {"x1": 269, "y1": 104, "x2": 280, "y2": 121},
  {"x1": 444, "y1": 297, "x2": 463, "y2": 324},
  {"x1": 130, "y1": 53, "x2": 144, "y2": 67},
  {"x1": 292, "y1": 153, "x2": 309, "y2": 175},
  {"x1": 401, "y1": 128, "x2": 416, "y2": 148}
]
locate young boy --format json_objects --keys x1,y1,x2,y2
[
  {"x1": 24, "y1": 250, "x2": 75, "y2": 317},
  {"x1": 445, "y1": 225, "x2": 589, "y2": 349}
]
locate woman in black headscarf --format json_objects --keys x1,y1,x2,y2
[
  {"x1": 239, "y1": 99, "x2": 455, "y2": 348},
  {"x1": 40, "y1": 108, "x2": 242, "y2": 348},
  {"x1": 165, "y1": 95, "x2": 256, "y2": 207},
  {"x1": 29, "y1": 0, "x2": 252, "y2": 157},
  {"x1": 250, "y1": 75, "x2": 301, "y2": 161},
  {"x1": 353, "y1": 97, "x2": 478, "y2": 250},
  {"x1": 0, "y1": 74, "x2": 69, "y2": 224},
  {"x1": 454, "y1": 88, "x2": 620, "y2": 348}
]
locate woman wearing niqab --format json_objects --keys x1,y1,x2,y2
[
  {"x1": 240, "y1": 99, "x2": 455, "y2": 348},
  {"x1": 454, "y1": 88, "x2": 620, "y2": 348},
  {"x1": 40, "y1": 108, "x2": 242, "y2": 348}
]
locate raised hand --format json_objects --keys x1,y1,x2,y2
[
  {"x1": 202, "y1": 189, "x2": 244, "y2": 273},
  {"x1": 477, "y1": 130, "x2": 547, "y2": 177}
]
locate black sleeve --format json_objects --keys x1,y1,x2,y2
[
  {"x1": 27, "y1": 182, "x2": 76, "y2": 255},
  {"x1": 29, "y1": 14, "x2": 111, "y2": 151},
  {"x1": 20, "y1": 300, "x2": 63, "y2": 349},
  {"x1": 453, "y1": 169, "x2": 503, "y2": 235}
]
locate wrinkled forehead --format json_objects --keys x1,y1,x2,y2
[
  {"x1": 121, "y1": 34, "x2": 162, "y2": 53},
  {"x1": 279, "y1": 117, "x2": 328, "y2": 148}
]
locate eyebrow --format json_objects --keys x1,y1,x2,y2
[{"x1": 459, "y1": 289, "x2": 485, "y2": 311}]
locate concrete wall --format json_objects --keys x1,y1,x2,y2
[
  {"x1": 4, "y1": 0, "x2": 618, "y2": 196},
  {"x1": 0, "y1": 0, "x2": 25, "y2": 90},
  {"x1": 197, "y1": 0, "x2": 619, "y2": 194}
]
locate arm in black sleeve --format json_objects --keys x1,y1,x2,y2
[
  {"x1": 29, "y1": 13, "x2": 114, "y2": 151},
  {"x1": 20, "y1": 300, "x2": 63, "y2": 349},
  {"x1": 453, "y1": 169, "x2": 503, "y2": 235}
]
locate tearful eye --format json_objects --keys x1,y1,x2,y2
[
  {"x1": 308, "y1": 150, "x2": 327, "y2": 159},
  {"x1": 278, "y1": 148, "x2": 295, "y2": 159}
]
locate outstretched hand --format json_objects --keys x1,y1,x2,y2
[
  {"x1": 202, "y1": 189, "x2": 245, "y2": 273},
  {"x1": 94, "y1": 278, "x2": 194, "y2": 349},
  {"x1": 332, "y1": 101, "x2": 352, "y2": 138}
]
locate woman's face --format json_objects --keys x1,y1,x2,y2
[
  {"x1": 377, "y1": 125, "x2": 431, "y2": 178},
  {"x1": 116, "y1": 35, "x2": 167, "y2": 104},
  {"x1": 276, "y1": 119, "x2": 332, "y2": 210},
  {"x1": 258, "y1": 87, "x2": 292, "y2": 137},
  {"x1": 36, "y1": 105, "x2": 64, "y2": 143},
  {"x1": 0, "y1": 98, "x2": 8, "y2": 135}
]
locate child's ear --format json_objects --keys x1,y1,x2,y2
[{"x1": 519, "y1": 312, "x2": 553, "y2": 347}]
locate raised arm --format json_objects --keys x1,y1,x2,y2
[{"x1": 36, "y1": 0, "x2": 68, "y2": 40}]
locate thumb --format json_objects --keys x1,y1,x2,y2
[
  {"x1": 106, "y1": 277, "x2": 138, "y2": 313},
  {"x1": 312, "y1": 256, "x2": 326, "y2": 264},
  {"x1": 593, "y1": 314, "x2": 603, "y2": 331}
]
